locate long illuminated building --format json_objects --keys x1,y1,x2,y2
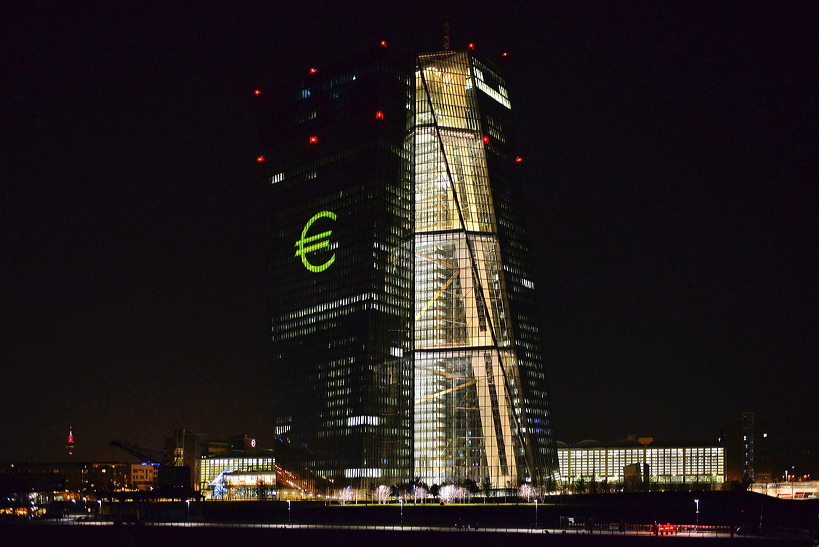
[
  {"x1": 557, "y1": 441, "x2": 725, "y2": 486},
  {"x1": 261, "y1": 45, "x2": 556, "y2": 489}
]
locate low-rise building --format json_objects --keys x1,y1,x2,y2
[
  {"x1": 557, "y1": 439, "x2": 724, "y2": 491},
  {"x1": 748, "y1": 480, "x2": 819, "y2": 499},
  {"x1": 199, "y1": 450, "x2": 276, "y2": 500},
  {"x1": 129, "y1": 463, "x2": 158, "y2": 491}
]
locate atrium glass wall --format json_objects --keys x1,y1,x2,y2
[{"x1": 412, "y1": 51, "x2": 557, "y2": 488}]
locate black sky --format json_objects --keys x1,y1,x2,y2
[{"x1": 2, "y1": 1, "x2": 817, "y2": 462}]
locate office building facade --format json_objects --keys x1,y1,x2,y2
[
  {"x1": 412, "y1": 50, "x2": 555, "y2": 487},
  {"x1": 262, "y1": 45, "x2": 556, "y2": 489},
  {"x1": 557, "y1": 441, "x2": 725, "y2": 489},
  {"x1": 262, "y1": 47, "x2": 415, "y2": 489}
]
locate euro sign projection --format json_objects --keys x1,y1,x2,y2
[{"x1": 295, "y1": 211, "x2": 337, "y2": 272}]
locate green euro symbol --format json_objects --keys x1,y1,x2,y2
[{"x1": 295, "y1": 211, "x2": 337, "y2": 272}]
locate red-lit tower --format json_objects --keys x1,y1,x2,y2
[{"x1": 66, "y1": 426, "x2": 75, "y2": 456}]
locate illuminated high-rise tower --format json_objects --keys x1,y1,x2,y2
[
  {"x1": 412, "y1": 50, "x2": 556, "y2": 487},
  {"x1": 261, "y1": 45, "x2": 556, "y2": 491},
  {"x1": 66, "y1": 426, "x2": 74, "y2": 457}
]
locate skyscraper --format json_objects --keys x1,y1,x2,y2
[
  {"x1": 261, "y1": 44, "x2": 556, "y2": 491},
  {"x1": 66, "y1": 426, "x2": 74, "y2": 457},
  {"x1": 412, "y1": 50, "x2": 556, "y2": 488},
  {"x1": 262, "y1": 47, "x2": 415, "y2": 489}
]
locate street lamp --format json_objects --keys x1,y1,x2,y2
[
  {"x1": 535, "y1": 499, "x2": 539, "y2": 529},
  {"x1": 694, "y1": 499, "x2": 700, "y2": 534}
]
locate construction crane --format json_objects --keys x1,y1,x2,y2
[{"x1": 110, "y1": 440, "x2": 167, "y2": 465}]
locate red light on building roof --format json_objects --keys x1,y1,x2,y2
[
  {"x1": 375, "y1": 110, "x2": 385, "y2": 119},
  {"x1": 309, "y1": 67, "x2": 317, "y2": 74},
  {"x1": 309, "y1": 135, "x2": 318, "y2": 144},
  {"x1": 380, "y1": 40, "x2": 387, "y2": 47},
  {"x1": 482, "y1": 135, "x2": 490, "y2": 144},
  {"x1": 515, "y1": 156, "x2": 523, "y2": 163},
  {"x1": 502, "y1": 52, "x2": 508, "y2": 57},
  {"x1": 254, "y1": 89, "x2": 261, "y2": 96},
  {"x1": 468, "y1": 43, "x2": 475, "y2": 50},
  {"x1": 256, "y1": 155, "x2": 265, "y2": 163}
]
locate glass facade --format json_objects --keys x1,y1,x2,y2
[
  {"x1": 412, "y1": 51, "x2": 556, "y2": 488},
  {"x1": 558, "y1": 445, "x2": 725, "y2": 485},
  {"x1": 263, "y1": 49, "x2": 415, "y2": 489},
  {"x1": 200, "y1": 454, "x2": 276, "y2": 500},
  {"x1": 263, "y1": 48, "x2": 556, "y2": 489}
]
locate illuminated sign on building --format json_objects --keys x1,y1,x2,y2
[{"x1": 294, "y1": 211, "x2": 337, "y2": 272}]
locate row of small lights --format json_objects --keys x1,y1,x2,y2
[{"x1": 255, "y1": 41, "x2": 518, "y2": 164}]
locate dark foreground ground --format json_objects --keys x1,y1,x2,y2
[
  {"x1": 4, "y1": 492, "x2": 817, "y2": 546},
  {"x1": 2, "y1": 524, "x2": 816, "y2": 547}
]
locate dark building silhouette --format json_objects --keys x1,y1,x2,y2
[{"x1": 721, "y1": 411, "x2": 772, "y2": 483}]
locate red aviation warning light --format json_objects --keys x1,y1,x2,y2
[
  {"x1": 256, "y1": 155, "x2": 266, "y2": 163},
  {"x1": 515, "y1": 156, "x2": 523, "y2": 163},
  {"x1": 375, "y1": 110, "x2": 385, "y2": 119},
  {"x1": 308, "y1": 135, "x2": 318, "y2": 144},
  {"x1": 468, "y1": 43, "x2": 475, "y2": 50},
  {"x1": 379, "y1": 40, "x2": 387, "y2": 47},
  {"x1": 309, "y1": 67, "x2": 318, "y2": 74},
  {"x1": 254, "y1": 89, "x2": 261, "y2": 96},
  {"x1": 482, "y1": 135, "x2": 490, "y2": 144}
]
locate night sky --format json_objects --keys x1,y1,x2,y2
[{"x1": 3, "y1": 1, "x2": 816, "y2": 463}]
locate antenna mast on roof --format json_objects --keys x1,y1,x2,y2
[{"x1": 443, "y1": 1, "x2": 452, "y2": 50}]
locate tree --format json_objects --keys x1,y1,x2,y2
[
  {"x1": 256, "y1": 478, "x2": 268, "y2": 501},
  {"x1": 460, "y1": 478, "x2": 480, "y2": 496},
  {"x1": 544, "y1": 475, "x2": 557, "y2": 495},
  {"x1": 374, "y1": 485, "x2": 391, "y2": 504},
  {"x1": 481, "y1": 477, "x2": 492, "y2": 502},
  {"x1": 589, "y1": 475, "x2": 598, "y2": 495},
  {"x1": 519, "y1": 483, "x2": 544, "y2": 501},
  {"x1": 574, "y1": 478, "x2": 587, "y2": 495},
  {"x1": 410, "y1": 478, "x2": 429, "y2": 504},
  {"x1": 439, "y1": 484, "x2": 464, "y2": 504}
]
